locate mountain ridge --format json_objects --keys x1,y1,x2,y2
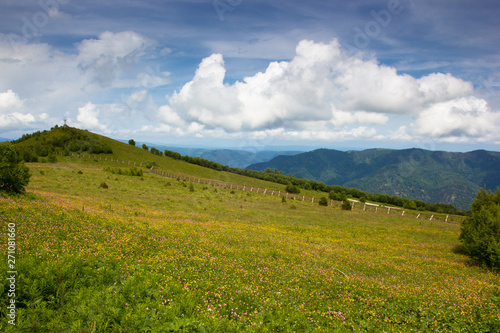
[{"x1": 247, "y1": 148, "x2": 500, "y2": 210}]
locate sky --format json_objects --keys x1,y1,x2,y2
[{"x1": 0, "y1": 0, "x2": 499, "y2": 152}]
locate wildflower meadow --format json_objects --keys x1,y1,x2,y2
[{"x1": 1, "y1": 155, "x2": 499, "y2": 332}]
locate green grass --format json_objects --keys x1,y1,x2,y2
[{"x1": 1, "y1": 141, "x2": 499, "y2": 332}]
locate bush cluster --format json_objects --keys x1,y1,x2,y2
[
  {"x1": 0, "y1": 142, "x2": 31, "y2": 193},
  {"x1": 105, "y1": 167, "x2": 143, "y2": 177},
  {"x1": 459, "y1": 188, "x2": 500, "y2": 270}
]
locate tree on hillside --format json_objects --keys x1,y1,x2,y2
[
  {"x1": 128, "y1": 139, "x2": 136, "y2": 146},
  {"x1": 459, "y1": 188, "x2": 500, "y2": 270},
  {"x1": 142, "y1": 144, "x2": 149, "y2": 151},
  {"x1": 285, "y1": 183, "x2": 300, "y2": 194},
  {"x1": 0, "y1": 142, "x2": 31, "y2": 193}
]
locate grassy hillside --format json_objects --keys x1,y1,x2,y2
[
  {"x1": 1, "y1": 129, "x2": 499, "y2": 331},
  {"x1": 248, "y1": 148, "x2": 500, "y2": 210}
]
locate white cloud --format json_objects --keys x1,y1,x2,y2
[
  {"x1": 77, "y1": 31, "x2": 153, "y2": 63},
  {"x1": 76, "y1": 102, "x2": 107, "y2": 131},
  {"x1": 331, "y1": 110, "x2": 389, "y2": 127},
  {"x1": 159, "y1": 38, "x2": 496, "y2": 144},
  {"x1": 0, "y1": 89, "x2": 25, "y2": 110},
  {"x1": 411, "y1": 96, "x2": 499, "y2": 140},
  {"x1": 0, "y1": 89, "x2": 38, "y2": 129},
  {"x1": 77, "y1": 31, "x2": 155, "y2": 88},
  {"x1": 126, "y1": 89, "x2": 148, "y2": 106}
]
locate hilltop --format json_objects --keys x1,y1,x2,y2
[{"x1": 248, "y1": 148, "x2": 500, "y2": 210}]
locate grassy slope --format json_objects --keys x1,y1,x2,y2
[{"x1": 1, "y1": 133, "x2": 499, "y2": 332}]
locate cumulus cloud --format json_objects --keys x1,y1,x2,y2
[
  {"x1": 0, "y1": 89, "x2": 24, "y2": 110},
  {"x1": 411, "y1": 96, "x2": 499, "y2": 141},
  {"x1": 159, "y1": 38, "x2": 498, "y2": 143},
  {"x1": 0, "y1": 89, "x2": 41, "y2": 129},
  {"x1": 76, "y1": 102, "x2": 107, "y2": 131}
]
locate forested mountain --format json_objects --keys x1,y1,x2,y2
[
  {"x1": 247, "y1": 148, "x2": 500, "y2": 210},
  {"x1": 131, "y1": 144, "x2": 302, "y2": 168}
]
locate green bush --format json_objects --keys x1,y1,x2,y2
[
  {"x1": 0, "y1": 142, "x2": 31, "y2": 193},
  {"x1": 48, "y1": 154, "x2": 57, "y2": 163},
  {"x1": 459, "y1": 188, "x2": 500, "y2": 270},
  {"x1": 329, "y1": 190, "x2": 339, "y2": 200},
  {"x1": 105, "y1": 167, "x2": 143, "y2": 177},
  {"x1": 285, "y1": 183, "x2": 300, "y2": 194},
  {"x1": 319, "y1": 197, "x2": 328, "y2": 206},
  {"x1": 341, "y1": 199, "x2": 352, "y2": 211}
]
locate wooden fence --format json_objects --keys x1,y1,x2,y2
[
  {"x1": 149, "y1": 169, "x2": 464, "y2": 224},
  {"x1": 60, "y1": 152, "x2": 464, "y2": 224}
]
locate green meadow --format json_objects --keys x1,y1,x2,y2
[{"x1": 1, "y1": 135, "x2": 499, "y2": 332}]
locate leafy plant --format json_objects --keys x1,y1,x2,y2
[
  {"x1": 0, "y1": 142, "x2": 31, "y2": 193},
  {"x1": 285, "y1": 183, "x2": 300, "y2": 194},
  {"x1": 459, "y1": 188, "x2": 500, "y2": 270},
  {"x1": 341, "y1": 199, "x2": 352, "y2": 211}
]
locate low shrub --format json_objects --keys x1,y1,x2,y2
[{"x1": 341, "y1": 199, "x2": 352, "y2": 211}]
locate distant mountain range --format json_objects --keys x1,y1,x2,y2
[
  {"x1": 126, "y1": 142, "x2": 302, "y2": 169},
  {"x1": 247, "y1": 148, "x2": 500, "y2": 210}
]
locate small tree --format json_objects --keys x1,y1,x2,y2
[
  {"x1": 341, "y1": 199, "x2": 352, "y2": 211},
  {"x1": 459, "y1": 188, "x2": 500, "y2": 270},
  {"x1": 319, "y1": 197, "x2": 328, "y2": 206},
  {"x1": 128, "y1": 139, "x2": 136, "y2": 146},
  {"x1": 285, "y1": 183, "x2": 300, "y2": 194},
  {"x1": 142, "y1": 143, "x2": 149, "y2": 151},
  {"x1": 0, "y1": 142, "x2": 31, "y2": 193}
]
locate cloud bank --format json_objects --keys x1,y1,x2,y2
[
  {"x1": 159, "y1": 39, "x2": 499, "y2": 143},
  {"x1": 0, "y1": 31, "x2": 498, "y2": 146}
]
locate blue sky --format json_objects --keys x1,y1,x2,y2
[{"x1": 0, "y1": 0, "x2": 499, "y2": 151}]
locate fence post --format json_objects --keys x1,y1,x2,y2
[
  {"x1": 363, "y1": 204, "x2": 366, "y2": 211},
  {"x1": 263, "y1": 188, "x2": 267, "y2": 194},
  {"x1": 402, "y1": 211, "x2": 405, "y2": 216},
  {"x1": 387, "y1": 207, "x2": 391, "y2": 214},
  {"x1": 445, "y1": 215, "x2": 449, "y2": 222},
  {"x1": 430, "y1": 215, "x2": 433, "y2": 221},
  {"x1": 416, "y1": 214, "x2": 420, "y2": 219}
]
